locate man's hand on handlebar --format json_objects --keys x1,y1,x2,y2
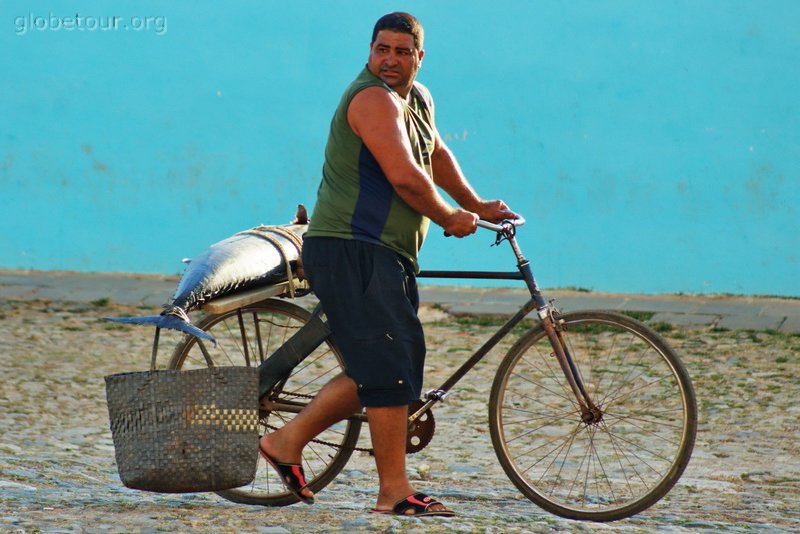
[
  {"x1": 475, "y1": 199, "x2": 518, "y2": 224},
  {"x1": 442, "y1": 199, "x2": 519, "y2": 238},
  {"x1": 442, "y1": 208, "x2": 479, "y2": 237}
]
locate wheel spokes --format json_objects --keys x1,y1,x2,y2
[{"x1": 494, "y1": 314, "x2": 694, "y2": 518}]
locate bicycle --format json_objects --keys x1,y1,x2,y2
[{"x1": 166, "y1": 218, "x2": 697, "y2": 522}]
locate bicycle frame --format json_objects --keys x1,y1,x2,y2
[
  {"x1": 259, "y1": 219, "x2": 601, "y2": 426},
  {"x1": 412, "y1": 219, "x2": 600, "y2": 425}
]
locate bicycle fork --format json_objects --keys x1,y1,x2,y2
[
  {"x1": 540, "y1": 308, "x2": 603, "y2": 424},
  {"x1": 508, "y1": 227, "x2": 602, "y2": 425}
]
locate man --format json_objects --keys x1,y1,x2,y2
[{"x1": 259, "y1": 12, "x2": 515, "y2": 517}]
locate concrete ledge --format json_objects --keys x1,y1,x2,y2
[
  {"x1": 649, "y1": 312, "x2": 719, "y2": 329},
  {"x1": 2, "y1": 270, "x2": 799, "y2": 333},
  {"x1": 716, "y1": 315, "x2": 786, "y2": 332}
]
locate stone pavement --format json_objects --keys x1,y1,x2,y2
[
  {"x1": 2, "y1": 272, "x2": 800, "y2": 532},
  {"x1": 1, "y1": 269, "x2": 799, "y2": 333},
  {"x1": 2, "y1": 297, "x2": 799, "y2": 533}
]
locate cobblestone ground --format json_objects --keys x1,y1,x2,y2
[{"x1": 2, "y1": 298, "x2": 799, "y2": 533}]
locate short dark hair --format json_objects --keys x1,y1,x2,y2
[{"x1": 371, "y1": 12, "x2": 424, "y2": 50}]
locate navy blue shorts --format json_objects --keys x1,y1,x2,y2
[{"x1": 302, "y1": 237, "x2": 425, "y2": 407}]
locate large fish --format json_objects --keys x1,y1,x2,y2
[{"x1": 107, "y1": 206, "x2": 309, "y2": 343}]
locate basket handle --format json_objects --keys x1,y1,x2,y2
[
  {"x1": 150, "y1": 327, "x2": 161, "y2": 371},
  {"x1": 196, "y1": 339, "x2": 216, "y2": 368},
  {"x1": 150, "y1": 327, "x2": 215, "y2": 371}
]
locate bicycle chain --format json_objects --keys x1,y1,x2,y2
[
  {"x1": 261, "y1": 391, "x2": 375, "y2": 454},
  {"x1": 260, "y1": 393, "x2": 435, "y2": 455},
  {"x1": 261, "y1": 422, "x2": 375, "y2": 454}
]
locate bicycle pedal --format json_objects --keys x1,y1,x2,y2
[{"x1": 425, "y1": 388, "x2": 448, "y2": 402}]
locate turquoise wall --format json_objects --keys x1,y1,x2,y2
[{"x1": 2, "y1": 1, "x2": 798, "y2": 295}]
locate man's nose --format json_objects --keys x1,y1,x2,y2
[{"x1": 384, "y1": 52, "x2": 399, "y2": 65}]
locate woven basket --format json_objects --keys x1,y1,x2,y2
[{"x1": 105, "y1": 365, "x2": 259, "y2": 493}]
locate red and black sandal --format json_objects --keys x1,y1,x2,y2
[
  {"x1": 258, "y1": 446, "x2": 315, "y2": 504},
  {"x1": 370, "y1": 492, "x2": 455, "y2": 517}
]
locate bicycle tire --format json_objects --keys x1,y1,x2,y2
[
  {"x1": 168, "y1": 298, "x2": 361, "y2": 506},
  {"x1": 489, "y1": 310, "x2": 696, "y2": 521}
]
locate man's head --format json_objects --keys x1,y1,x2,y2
[
  {"x1": 371, "y1": 12, "x2": 424, "y2": 50},
  {"x1": 367, "y1": 12, "x2": 425, "y2": 97}
]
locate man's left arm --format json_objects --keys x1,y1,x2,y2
[{"x1": 430, "y1": 133, "x2": 515, "y2": 223}]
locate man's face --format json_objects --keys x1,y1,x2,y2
[{"x1": 367, "y1": 30, "x2": 424, "y2": 97}]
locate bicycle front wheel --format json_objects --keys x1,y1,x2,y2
[
  {"x1": 489, "y1": 311, "x2": 696, "y2": 521},
  {"x1": 168, "y1": 298, "x2": 361, "y2": 506}
]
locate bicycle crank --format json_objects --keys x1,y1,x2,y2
[{"x1": 406, "y1": 400, "x2": 435, "y2": 454}]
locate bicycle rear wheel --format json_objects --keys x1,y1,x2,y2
[
  {"x1": 489, "y1": 311, "x2": 696, "y2": 521},
  {"x1": 168, "y1": 298, "x2": 361, "y2": 506}
]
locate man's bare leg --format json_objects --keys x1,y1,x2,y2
[
  {"x1": 369, "y1": 405, "x2": 449, "y2": 514},
  {"x1": 368, "y1": 405, "x2": 414, "y2": 509},
  {"x1": 259, "y1": 372, "x2": 361, "y2": 500}
]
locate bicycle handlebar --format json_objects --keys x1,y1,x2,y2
[
  {"x1": 477, "y1": 216, "x2": 526, "y2": 233},
  {"x1": 443, "y1": 215, "x2": 525, "y2": 238}
]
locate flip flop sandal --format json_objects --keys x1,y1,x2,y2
[
  {"x1": 258, "y1": 446, "x2": 315, "y2": 504},
  {"x1": 370, "y1": 492, "x2": 455, "y2": 517}
]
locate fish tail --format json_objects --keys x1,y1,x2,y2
[{"x1": 105, "y1": 306, "x2": 216, "y2": 344}]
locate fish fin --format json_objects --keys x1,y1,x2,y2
[
  {"x1": 105, "y1": 314, "x2": 217, "y2": 345},
  {"x1": 293, "y1": 204, "x2": 308, "y2": 225}
]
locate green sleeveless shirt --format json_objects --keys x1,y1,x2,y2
[{"x1": 305, "y1": 66, "x2": 436, "y2": 270}]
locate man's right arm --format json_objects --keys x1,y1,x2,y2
[{"x1": 347, "y1": 87, "x2": 478, "y2": 237}]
